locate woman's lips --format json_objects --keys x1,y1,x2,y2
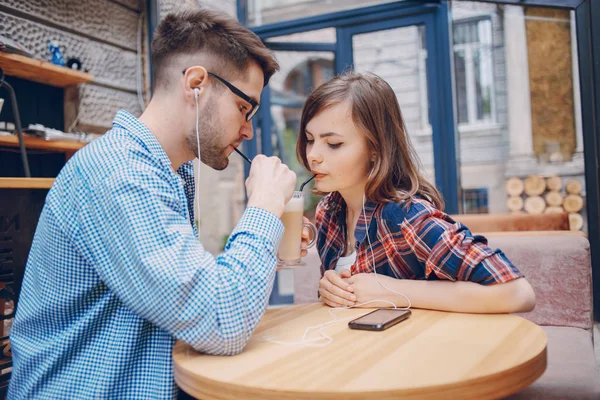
[{"x1": 314, "y1": 173, "x2": 327, "y2": 180}]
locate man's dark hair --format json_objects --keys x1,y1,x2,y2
[{"x1": 151, "y1": 8, "x2": 279, "y2": 91}]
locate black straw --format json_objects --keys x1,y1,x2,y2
[
  {"x1": 234, "y1": 147, "x2": 252, "y2": 165},
  {"x1": 299, "y1": 175, "x2": 316, "y2": 191},
  {"x1": 233, "y1": 148, "x2": 314, "y2": 192}
]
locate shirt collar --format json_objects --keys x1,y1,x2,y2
[
  {"x1": 326, "y1": 191, "x2": 380, "y2": 246},
  {"x1": 112, "y1": 110, "x2": 174, "y2": 172}
]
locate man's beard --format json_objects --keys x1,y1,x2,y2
[{"x1": 186, "y1": 101, "x2": 229, "y2": 171}]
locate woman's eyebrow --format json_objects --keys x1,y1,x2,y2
[{"x1": 305, "y1": 129, "x2": 342, "y2": 138}]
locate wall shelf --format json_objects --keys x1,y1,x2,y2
[
  {"x1": 0, "y1": 178, "x2": 54, "y2": 189},
  {"x1": 0, "y1": 135, "x2": 85, "y2": 156},
  {"x1": 0, "y1": 51, "x2": 93, "y2": 87}
]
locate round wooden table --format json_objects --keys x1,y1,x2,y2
[{"x1": 173, "y1": 303, "x2": 547, "y2": 399}]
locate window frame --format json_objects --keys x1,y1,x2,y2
[
  {"x1": 453, "y1": 16, "x2": 497, "y2": 129},
  {"x1": 462, "y1": 187, "x2": 490, "y2": 214}
]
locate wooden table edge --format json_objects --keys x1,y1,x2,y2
[{"x1": 173, "y1": 333, "x2": 547, "y2": 400}]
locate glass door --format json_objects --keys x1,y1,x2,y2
[{"x1": 336, "y1": 6, "x2": 458, "y2": 212}]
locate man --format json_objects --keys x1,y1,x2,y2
[{"x1": 8, "y1": 8, "x2": 298, "y2": 399}]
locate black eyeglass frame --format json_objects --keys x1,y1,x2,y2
[{"x1": 182, "y1": 69, "x2": 259, "y2": 121}]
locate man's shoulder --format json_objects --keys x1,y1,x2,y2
[
  {"x1": 50, "y1": 127, "x2": 172, "y2": 204},
  {"x1": 81, "y1": 128, "x2": 168, "y2": 178},
  {"x1": 81, "y1": 127, "x2": 156, "y2": 168}
]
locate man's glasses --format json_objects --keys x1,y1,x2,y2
[{"x1": 182, "y1": 69, "x2": 259, "y2": 121}]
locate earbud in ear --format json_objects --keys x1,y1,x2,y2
[{"x1": 193, "y1": 88, "x2": 200, "y2": 102}]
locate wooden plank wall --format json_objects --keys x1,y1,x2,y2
[
  {"x1": 525, "y1": 6, "x2": 576, "y2": 161},
  {"x1": 0, "y1": 0, "x2": 148, "y2": 133}
]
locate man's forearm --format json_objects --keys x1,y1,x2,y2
[
  {"x1": 169, "y1": 207, "x2": 282, "y2": 356},
  {"x1": 197, "y1": 207, "x2": 282, "y2": 354},
  {"x1": 381, "y1": 277, "x2": 536, "y2": 313}
]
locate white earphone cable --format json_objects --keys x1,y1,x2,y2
[
  {"x1": 195, "y1": 91, "x2": 201, "y2": 240},
  {"x1": 362, "y1": 192, "x2": 412, "y2": 310},
  {"x1": 259, "y1": 299, "x2": 398, "y2": 347}
]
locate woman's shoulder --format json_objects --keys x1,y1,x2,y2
[
  {"x1": 380, "y1": 194, "x2": 444, "y2": 225},
  {"x1": 315, "y1": 192, "x2": 343, "y2": 225},
  {"x1": 316, "y1": 192, "x2": 343, "y2": 212}
]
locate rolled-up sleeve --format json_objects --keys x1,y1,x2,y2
[
  {"x1": 77, "y1": 166, "x2": 283, "y2": 355},
  {"x1": 400, "y1": 204, "x2": 522, "y2": 285}
]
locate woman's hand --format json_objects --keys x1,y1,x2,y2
[
  {"x1": 343, "y1": 273, "x2": 399, "y2": 308},
  {"x1": 300, "y1": 217, "x2": 311, "y2": 258},
  {"x1": 319, "y1": 270, "x2": 356, "y2": 308}
]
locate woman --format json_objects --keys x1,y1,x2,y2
[{"x1": 296, "y1": 72, "x2": 535, "y2": 313}]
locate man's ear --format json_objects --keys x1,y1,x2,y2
[{"x1": 183, "y1": 66, "x2": 209, "y2": 102}]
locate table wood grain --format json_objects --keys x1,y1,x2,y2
[{"x1": 174, "y1": 303, "x2": 547, "y2": 399}]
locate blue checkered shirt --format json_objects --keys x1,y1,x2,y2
[{"x1": 8, "y1": 111, "x2": 283, "y2": 399}]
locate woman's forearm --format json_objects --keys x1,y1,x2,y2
[{"x1": 381, "y1": 277, "x2": 536, "y2": 313}]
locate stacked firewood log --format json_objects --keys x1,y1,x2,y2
[{"x1": 505, "y1": 175, "x2": 584, "y2": 231}]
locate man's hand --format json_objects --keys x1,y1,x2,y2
[
  {"x1": 319, "y1": 270, "x2": 356, "y2": 308},
  {"x1": 246, "y1": 155, "x2": 296, "y2": 217}
]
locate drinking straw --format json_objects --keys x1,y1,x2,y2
[
  {"x1": 299, "y1": 175, "x2": 316, "y2": 191},
  {"x1": 234, "y1": 147, "x2": 253, "y2": 165}
]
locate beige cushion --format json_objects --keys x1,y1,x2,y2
[
  {"x1": 506, "y1": 326, "x2": 600, "y2": 399},
  {"x1": 488, "y1": 235, "x2": 593, "y2": 330}
]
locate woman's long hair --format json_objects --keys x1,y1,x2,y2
[{"x1": 296, "y1": 72, "x2": 444, "y2": 210}]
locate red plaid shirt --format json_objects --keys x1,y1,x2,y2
[{"x1": 315, "y1": 192, "x2": 522, "y2": 285}]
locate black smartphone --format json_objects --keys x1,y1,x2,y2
[{"x1": 348, "y1": 308, "x2": 411, "y2": 331}]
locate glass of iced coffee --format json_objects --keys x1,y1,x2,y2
[{"x1": 277, "y1": 191, "x2": 317, "y2": 268}]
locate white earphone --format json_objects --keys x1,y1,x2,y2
[{"x1": 368, "y1": 155, "x2": 375, "y2": 178}]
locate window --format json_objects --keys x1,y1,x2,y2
[
  {"x1": 453, "y1": 18, "x2": 495, "y2": 126},
  {"x1": 462, "y1": 188, "x2": 489, "y2": 214},
  {"x1": 284, "y1": 58, "x2": 334, "y2": 96},
  {"x1": 418, "y1": 26, "x2": 430, "y2": 133},
  {"x1": 282, "y1": 58, "x2": 334, "y2": 132},
  {"x1": 417, "y1": 18, "x2": 495, "y2": 132}
]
